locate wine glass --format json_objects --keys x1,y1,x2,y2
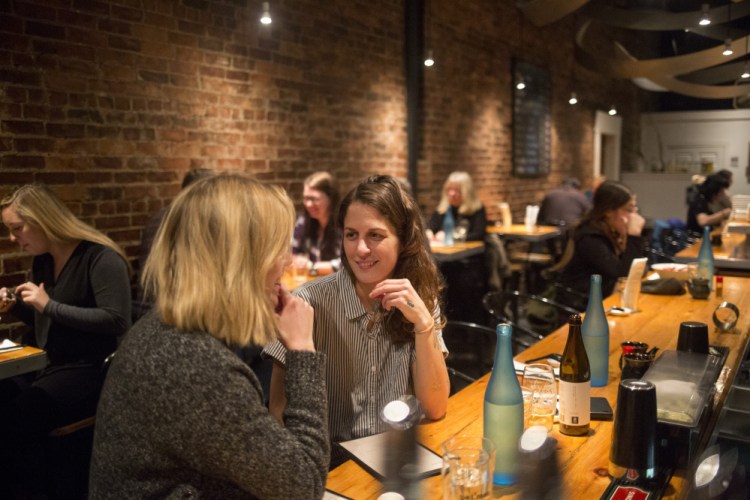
[{"x1": 521, "y1": 364, "x2": 556, "y2": 432}]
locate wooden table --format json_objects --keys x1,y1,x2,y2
[
  {"x1": 326, "y1": 277, "x2": 750, "y2": 499},
  {"x1": 676, "y1": 238, "x2": 750, "y2": 274},
  {"x1": 430, "y1": 241, "x2": 485, "y2": 263},
  {"x1": 0, "y1": 344, "x2": 47, "y2": 380},
  {"x1": 487, "y1": 224, "x2": 561, "y2": 243}
]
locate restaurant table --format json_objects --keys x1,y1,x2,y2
[
  {"x1": 486, "y1": 224, "x2": 561, "y2": 243},
  {"x1": 325, "y1": 276, "x2": 750, "y2": 499},
  {"x1": 430, "y1": 241, "x2": 485, "y2": 263},
  {"x1": 676, "y1": 229, "x2": 750, "y2": 274},
  {"x1": 0, "y1": 344, "x2": 47, "y2": 381}
]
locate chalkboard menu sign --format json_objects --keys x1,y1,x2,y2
[{"x1": 512, "y1": 59, "x2": 551, "y2": 177}]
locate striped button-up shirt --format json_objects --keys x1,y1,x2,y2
[{"x1": 264, "y1": 270, "x2": 447, "y2": 442}]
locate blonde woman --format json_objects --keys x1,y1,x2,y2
[
  {"x1": 89, "y1": 175, "x2": 329, "y2": 498},
  {"x1": 426, "y1": 171, "x2": 488, "y2": 323},
  {"x1": 426, "y1": 170, "x2": 487, "y2": 243},
  {"x1": 0, "y1": 183, "x2": 131, "y2": 495}
]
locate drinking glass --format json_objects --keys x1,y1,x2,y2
[
  {"x1": 441, "y1": 436, "x2": 494, "y2": 500},
  {"x1": 291, "y1": 254, "x2": 310, "y2": 282},
  {"x1": 521, "y1": 385, "x2": 533, "y2": 429},
  {"x1": 521, "y1": 364, "x2": 556, "y2": 432}
]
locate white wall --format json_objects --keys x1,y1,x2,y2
[{"x1": 629, "y1": 109, "x2": 750, "y2": 221}]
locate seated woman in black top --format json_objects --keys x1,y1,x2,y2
[
  {"x1": 557, "y1": 181, "x2": 645, "y2": 309},
  {"x1": 293, "y1": 171, "x2": 342, "y2": 274},
  {"x1": 426, "y1": 171, "x2": 487, "y2": 322},
  {"x1": 0, "y1": 184, "x2": 132, "y2": 496},
  {"x1": 426, "y1": 171, "x2": 487, "y2": 243},
  {"x1": 686, "y1": 173, "x2": 732, "y2": 233}
]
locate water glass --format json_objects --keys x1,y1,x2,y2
[
  {"x1": 441, "y1": 436, "x2": 494, "y2": 500},
  {"x1": 521, "y1": 364, "x2": 556, "y2": 432}
]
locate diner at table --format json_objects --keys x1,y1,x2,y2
[
  {"x1": 264, "y1": 174, "x2": 450, "y2": 466},
  {"x1": 89, "y1": 174, "x2": 329, "y2": 498},
  {"x1": 0, "y1": 184, "x2": 132, "y2": 498}
]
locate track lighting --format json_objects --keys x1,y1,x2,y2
[{"x1": 260, "y1": 2, "x2": 272, "y2": 25}]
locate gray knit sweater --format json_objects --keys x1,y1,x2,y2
[{"x1": 89, "y1": 312, "x2": 329, "y2": 499}]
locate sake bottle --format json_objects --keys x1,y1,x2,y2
[
  {"x1": 559, "y1": 313, "x2": 591, "y2": 436},
  {"x1": 443, "y1": 208, "x2": 455, "y2": 246},
  {"x1": 484, "y1": 323, "x2": 524, "y2": 485},
  {"x1": 582, "y1": 274, "x2": 609, "y2": 387},
  {"x1": 698, "y1": 225, "x2": 715, "y2": 291}
]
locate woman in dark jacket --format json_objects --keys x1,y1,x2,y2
[{"x1": 558, "y1": 181, "x2": 645, "y2": 308}]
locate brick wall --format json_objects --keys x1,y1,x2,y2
[{"x1": 0, "y1": 0, "x2": 643, "y2": 332}]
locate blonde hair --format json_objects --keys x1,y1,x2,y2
[
  {"x1": 1, "y1": 184, "x2": 129, "y2": 267},
  {"x1": 142, "y1": 174, "x2": 295, "y2": 347},
  {"x1": 436, "y1": 171, "x2": 483, "y2": 215}
]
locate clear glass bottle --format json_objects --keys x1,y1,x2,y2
[
  {"x1": 582, "y1": 274, "x2": 609, "y2": 387},
  {"x1": 442, "y1": 208, "x2": 455, "y2": 246},
  {"x1": 484, "y1": 323, "x2": 523, "y2": 485},
  {"x1": 559, "y1": 313, "x2": 591, "y2": 436},
  {"x1": 698, "y1": 225, "x2": 715, "y2": 291}
]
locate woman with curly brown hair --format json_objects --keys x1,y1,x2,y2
[{"x1": 265, "y1": 174, "x2": 449, "y2": 446}]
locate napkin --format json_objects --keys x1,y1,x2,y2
[
  {"x1": 524, "y1": 205, "x2": 539, "y2": 229},
  {"x1": 0, "y1": 338, "x2": 23, "y2": 352},
  {"x1": 622, "y1": 257, "x2": 647, "y2": 311},
  {"x1": 499, "y1": 202, "x2": 513, "y2": 227}
]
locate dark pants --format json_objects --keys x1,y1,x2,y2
[
  {"x1": 440, "y1": 255, "x2": 487, "y2": 325},
  {"x1": 0, "y1": 362, "x2": 103, "y2": 497}
]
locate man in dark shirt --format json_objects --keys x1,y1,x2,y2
[{"x1": 539, "y1": 177, "x2": 591, "y2": 228}]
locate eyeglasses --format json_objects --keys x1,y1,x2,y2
[{"x1": 303, "y1": 196, "x2": 324, "y2": 204}]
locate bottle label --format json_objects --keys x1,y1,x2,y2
[{"x1": 558, "y1": 380, "x2": 590, "y2": 426}]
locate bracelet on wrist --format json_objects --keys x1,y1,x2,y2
[{"x1": 414, "y1": 322, "x2": 435, "y2": 335}]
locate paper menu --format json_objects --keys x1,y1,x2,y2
[
  {"x1": 622, "y1": 257, "x2": 648, "y2": 312},
  {"x1": 337, "y1": 431, "x2": 443, "y2": 482}
]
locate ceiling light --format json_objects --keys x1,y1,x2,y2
[
  {"x1": 608, "y1": 105, "x2": 617, "y2": 116},
  {"x1": 516, "y1": 77, "x2": 526, "y2": 90},
  {"x1": 723, "y1": 39, "x2": 733, "y2": 57},
  {"x1": 568, "y1": 92, "x2": 578, "y2": 105},
  {"x1": 260, "y1": 2, "x2": 272, "y2": 25},
  {"x1": 424, "y1": 49, "x2": 435, "y2": 67},
  {"x1": 742, "y1": 62, "x2": 750, "y2": 79},
  {"x1": 698, "y1": 4, "x2": 711, "y2": 26}
]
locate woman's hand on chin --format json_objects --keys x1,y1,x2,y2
[{"x1": 276, "y1": 288, "x2": 315, "y2": 352}]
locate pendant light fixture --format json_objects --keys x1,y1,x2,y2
[
  {"x1": 608, "y1": 105, "x2": 617, "y2": 116},
  {"x1": 516, "y1": 78, "x2": 526, "y2": 90},
  {"x1": 741, "y1": 62, "x2": 750, "y2": 79},
  {"x1": 569, "y1": 92, "x2": 578, "y2": 105},
  {"x1": 698, "y1": 3, "x2": 711, "y2": 26},
  {"x1": 723, "y1": 39, "x2": 734, "y2": 56},
  {"x1": 424, "y1": 49, "x2": 435, "y2": 67},
  {"x1": 260, "y1": 2, "x2": 272, "y2": 25}
]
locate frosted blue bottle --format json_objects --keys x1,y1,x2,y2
[
  {"x1": 442, "y1": 208, "x2": 455, "y2": 246},
  {"x1": 697, "y1": 225, "x2": 715, "y2": 291},
  {"x1": 581, "y1": 274, "x2": 609, "y2": 387},
  {"x1": 484, "y1": 323, "x2": 523, "y2": 485}
]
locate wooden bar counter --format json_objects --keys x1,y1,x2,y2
[{"x1": 326, "y1": 277, "x2": 750, "y2": 499}]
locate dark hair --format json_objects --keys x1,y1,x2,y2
[
  {"x1": 182, "y1": 168, "x2": 214, "y2": 189},
  {"x1": 338, "y1": 175, "x2": 445, "y2": 343},
  {"x1": 578, "y1": 180, "x2": 634, "y2": 253},
  {"x1": 301, "y1": 171, "x2": 340, "y2": 261},
  {"x1": 562, "y1": 176, "x2": 581, "y2": 189},
  {"x1": 700, "y1": 173, "x2": 730, "y2": 202}
]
